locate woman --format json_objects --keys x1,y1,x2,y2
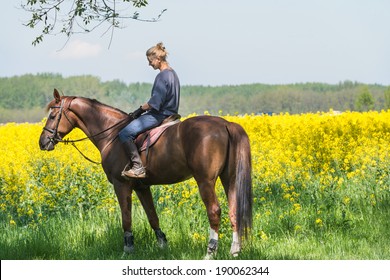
[{"x1": 119, "y1": 42, "x2": 180, "y2": 178}]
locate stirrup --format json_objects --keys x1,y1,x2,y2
[
  {"x1": 121, "y1": 162, "x2": 131, "y2": 179},
  {"x1": 121, "y1": 166, "x2": 146, "y2": 178}
]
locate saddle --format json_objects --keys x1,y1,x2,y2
[{"x1": 134, "y1": 114, "x2": 181, "y2": 153}]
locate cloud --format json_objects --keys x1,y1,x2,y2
[{"x1": 51, "y1": 40, "x2": 102, "y2": 59}]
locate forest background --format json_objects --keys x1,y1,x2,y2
[{"x1": 1, "y1": 73, "x2": 390, "y2": 122}]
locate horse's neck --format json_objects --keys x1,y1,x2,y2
[{"x1": 71, "y1": 98, "x2": 127, "y2": 151}]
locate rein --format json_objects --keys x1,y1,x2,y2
[
  {"x1": 66, "y1": 142, "x2": 102, "y2": 165},
  {"x1": 59, "y1": 119, "x2": 127, "y2": 165},
  {"x1": 43, "y1": 97, "x2": 131, "y2": 165}
]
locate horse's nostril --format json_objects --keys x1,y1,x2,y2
[{"x1": 39, "y1": 136, "x2": 53, "y2": 151}]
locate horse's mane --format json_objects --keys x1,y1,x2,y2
[
  {"x1": 45, "y1": 96, "x2": 128, "y2": 117},
  {"x1": 86, "y1": 97, "x2": 128, "y2": 116}
]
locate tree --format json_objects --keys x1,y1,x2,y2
[
  {"x1": 356, "y1": 86, "x2": 375, "y2": 112},
  {"x1": 384, "y1": 87, "x2": 390, "y2": 110},
  {"x1": 22, "y1": 0, "x2": 166, "y2": 46}
]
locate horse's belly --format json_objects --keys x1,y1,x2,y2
[
  {"x1": 140, "y1": 138, "x2": 192, "y2": 185},
  {"x1": 143, "y1": 171, "x2": 193, "y2": 185}
]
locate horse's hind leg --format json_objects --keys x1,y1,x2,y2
[
  {"x1": 196, "y1": 178, "x2": 221, "y2": 259},
  {"x1": 220, "y1": 173, "x2": 241, "y2": 257},
  {"x1": 134, "y1": 186, "x2": 168, "y2": 248}
]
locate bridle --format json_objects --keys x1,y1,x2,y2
[
  {"x1": 42, "y1": 97, "x2": 132, "y2": 164},
  {"x1": 43, "y1": 99, "x2": 67, "y2": 145}
]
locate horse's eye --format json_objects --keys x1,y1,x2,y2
[{"x1": 49, "y1": 113, "x2": 56, "y2": 120}]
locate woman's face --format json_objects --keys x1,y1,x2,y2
[{"x1": 147, "y1": 56, "x2": 161, "y2": 70}]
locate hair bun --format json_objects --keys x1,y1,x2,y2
[
  {"x1": 156, "y1": 42, "x2": 165, "y2": 50},
  {"x1": 146, "y1": 42, "x2": 169, "y2": 61}
]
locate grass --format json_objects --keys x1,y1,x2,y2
[{"x1": 1, "y1": 186, "x2": 389, "y2": 260}]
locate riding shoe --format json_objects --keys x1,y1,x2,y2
[
  {"x1": 121, "y1": 141, "x2": 147, "y2": 178},
  {"x1": 122, "y1": 166, "x2": 146, "y2": 178}
]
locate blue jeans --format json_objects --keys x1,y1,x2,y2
[{"x1": 118, "y1": 111, "x2": 166, "y2": 143}]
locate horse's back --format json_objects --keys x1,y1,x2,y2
[
  {"x1": 179, "y1": 115, "x2": 230, "y2": 140},
  {"x1": 143, "y1": 115, "x2": 231, "y2": 184}
]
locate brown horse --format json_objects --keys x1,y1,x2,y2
[{"x1": 39, "y1": 89, "x2": 252, "y2": 258}]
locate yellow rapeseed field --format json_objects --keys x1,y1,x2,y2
[{"x1": 1, "y1": 111, "x2": 390, "y2": 231}]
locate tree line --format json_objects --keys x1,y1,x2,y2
[{"x1": 1, "y1": 73, "x2": 389, "y2": 122}]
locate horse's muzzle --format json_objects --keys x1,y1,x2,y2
[{"x1": 39, "y1": 136, "x2": 56, "y2": 151}]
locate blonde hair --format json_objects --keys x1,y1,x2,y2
[{"x1": 146, "y1": 42, "x2": 169, "y2": 61}]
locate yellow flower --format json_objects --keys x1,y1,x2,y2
[
  {"x1": 259, "y1": 230, "x2": 268, "y2": 241},
  {"x1": 1, "y1": 111, "x2": 390, "y2": 226},
  {"x1": 192, "y1": 232, "x2": 205, "y2": 241},
  {"x1": 27, "y1": 208, "x2": 35, "y2": 216},
  {"x1": 192, "y1": 232, "x2": 201, "y2": 240},
  {"x1": 294, "y1": 225, "x2": 302, "y2": 232},
  {"x1": 288, "y1": 204, "x2": 299, "y2": 215},
  {"x1": 343, "y1": 197, "x2": 351, "y2": 205},
  {"x1": 370, "y1": 194, "x2": 377, "y2": 206}
]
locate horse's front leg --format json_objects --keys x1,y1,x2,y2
[
  {"x1": 135, "y1": 186, "x2": 168, "y2": 248},
  {"x1": 113, "y1": 180, "x2": 134, "y2": 253}
]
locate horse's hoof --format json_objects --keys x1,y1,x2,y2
[
  {"x1": 157, "y1": 236, "x2": 168, "y2": 249},
  {"x1": 157, "y1": 239, "x2": 168, "y2": 249},
  {"x1": 124, "y1": 245, "x2": 134, "y2": 254},
  {"x1": 121, "y1": 245, "x2": 135, "y2": 258},
  {"x1": 155, "y1": 229, "x2": 168, "y2": 248},
  {"x1": 230, "y1": 241, "x2": 241, "y2": 257},
  {"x1": 204, "y1": 253, "x2": 214, "y2": 260},
  {"x1": 204, "y1": 238, "x2": 218, "y2": 260},
  {"x1": 124, "y1": 231, "x2": 134, "y2": 253}
]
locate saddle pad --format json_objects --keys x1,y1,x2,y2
[{"x1": 135, "y1": 119, "x2": 180, "y2": 152}]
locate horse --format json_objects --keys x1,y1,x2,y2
[{"x1": 39, "y1": 89, "x2": 252, "y2": 258}]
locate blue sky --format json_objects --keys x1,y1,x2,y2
[{"x1": 1, "y1": 0, "x2": 389, "y2": 86}]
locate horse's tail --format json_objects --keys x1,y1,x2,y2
[{"x1": 226, "y1": 122, "x2": 253, "y2": 241}]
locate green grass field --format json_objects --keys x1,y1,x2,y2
[{"x1": 1, "y1": 181, "x2": 389, "y2": 260}]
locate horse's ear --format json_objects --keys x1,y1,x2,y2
[{"x1": 53, "y1": 89, "x2": 61, "y2": 103}]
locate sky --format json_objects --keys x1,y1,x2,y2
[{"x1": 1, "y1": 0, "x2": 390, "y2": 86}]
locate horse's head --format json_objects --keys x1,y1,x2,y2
[{"x1": 39, "y1": 89, "x2": 75, "y2": 151}]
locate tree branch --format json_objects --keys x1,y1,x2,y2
[{"x1": 21, "y1": 0, "x2": 166, "y2": 46}]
